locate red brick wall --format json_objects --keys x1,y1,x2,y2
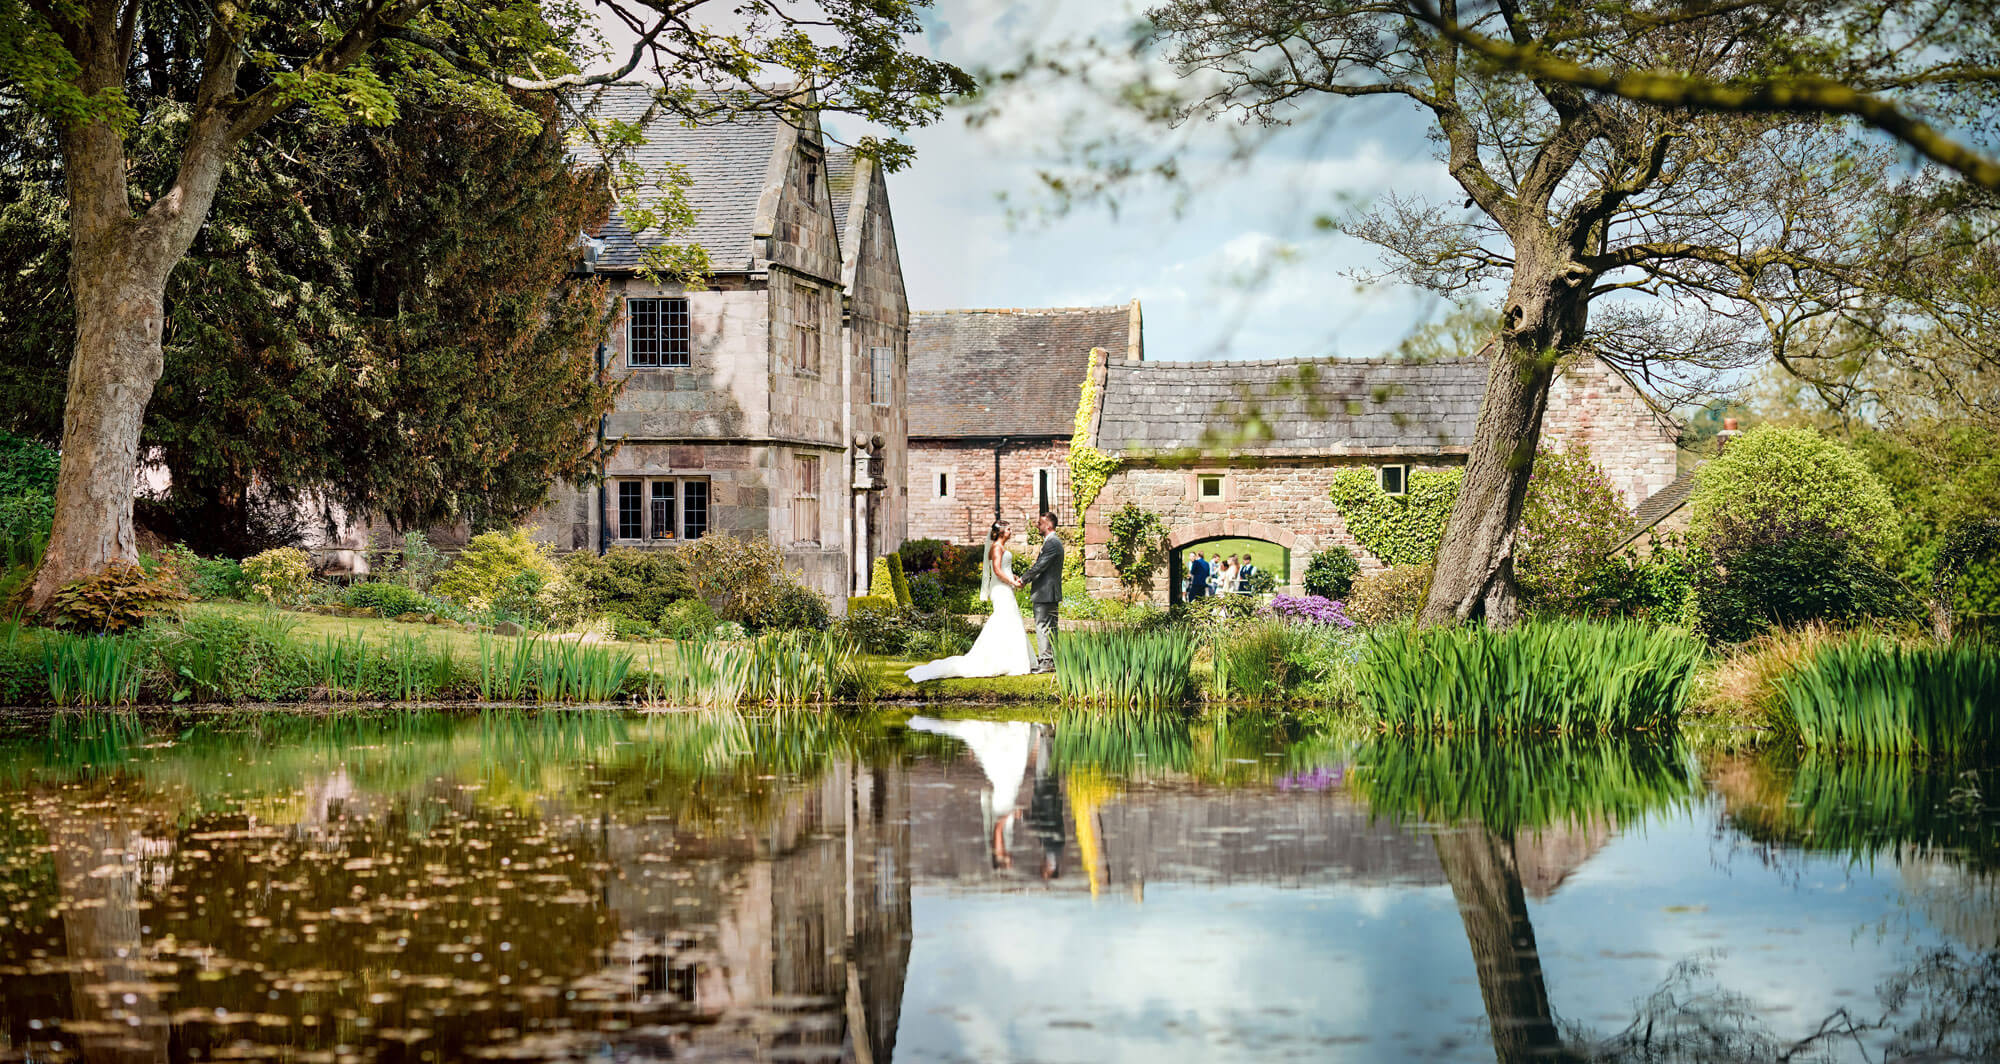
[{"x1": 907, "y1": 439, "x2": 1070, "y2": 544}]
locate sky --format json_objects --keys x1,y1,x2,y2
[{"x1": 847, "y1": 0, "x2": 1482, "y2": 362}]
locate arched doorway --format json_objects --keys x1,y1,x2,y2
[{"x1": 1165, "y1": 520, "x2": 1299, "y2": 605}]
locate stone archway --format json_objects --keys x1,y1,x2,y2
[{"x1": 1167, "y1": 519, "x2": 1302, "y2": 604}]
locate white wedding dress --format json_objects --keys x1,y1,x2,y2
[{"x1": 905, "y1": 545, "x2": 1034, "y2": 681}]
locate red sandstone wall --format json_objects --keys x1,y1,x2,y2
[
  {"x1": 906, "y1": 439, "x2": 1071, "y2": 544},
  {"x1": 1542, "y1": 360, "x2": 1680, "y2": 510}
]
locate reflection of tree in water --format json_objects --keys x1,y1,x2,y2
[{"x1": 1360, "y1": 738, "x2": 2000, "y2": 1063}]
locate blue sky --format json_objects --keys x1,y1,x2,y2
[{"x1": 837, "y1": 0, "x2": 1490, "y2": 362}]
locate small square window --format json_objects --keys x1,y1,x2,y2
[
  {"x1": 1380, "y1": 464, "x2": 1408, "y2": 496},
  {"x1": 628, "y1": 297, "x2": 690, "y2": 368},
  {"x1": 1198, "y1": 475, "x2": 1224, "y2": 500}
]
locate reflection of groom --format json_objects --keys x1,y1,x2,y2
[{"x1": 1024, "y1": 511, "x2": 1064, "y2": 674}]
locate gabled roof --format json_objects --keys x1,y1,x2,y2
[
  {"x1": 574, "y1": 85, "x2": 788, "y2": 273},
  {"x1": 1094, "y1": 356, "x2": 1489, "y2": 456},
  {"x1": 909, "y1": 305, "x2": 1137, "y2": 439},
  {"x1": 826, "y1": 148, "x2": 858, "y2": 237}
]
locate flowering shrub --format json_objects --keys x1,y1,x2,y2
[
  {"x1": 242, "y1": 547, "x2": 315, "y2": 605},
  {"x1": 1516, "y1": 444, "x2": 1632, "y2": 614},
  {"x1": 1265, "y1": 594, "x2": 1356, "y2": 628}
]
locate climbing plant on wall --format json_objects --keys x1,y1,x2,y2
[
  {"x1": 1068, "y1": 346, "x2": 1120, "y2": 517},
  {"x1": 1105, "y1": 503, "x2": 1171, "y2": 599},
  {"x1": 1327, "y1": 469, "x2": 1464, "y2": 566}
]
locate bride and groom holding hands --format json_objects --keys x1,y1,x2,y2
[{"x1": 905, "y1": 511, "x2": 1064, "y2": 682}]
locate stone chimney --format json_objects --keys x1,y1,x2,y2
[
  {"x1": 1126, "y1": 299, "x2": 1144, "y2": 362},
  {"x1": 1716, "y1": 417, "x2": 1741, "y2": 454}
]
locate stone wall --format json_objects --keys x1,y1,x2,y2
[
  {"x1": 840, "y1": 160, "x2": 910, "y2": 592},
  {"x1": 1542, "y1": 359, "x2": 1680, "y2": 509},
  {"x1": 1081, "y1": 458, "x2": 1462, "y2": 599},
  {"x1": 907, "y1": 438, "x2": 1070, "y2": 545}
]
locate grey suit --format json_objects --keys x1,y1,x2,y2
[{"x1": 1023, "y1": 533, "x2": 1064, "y2": 671}]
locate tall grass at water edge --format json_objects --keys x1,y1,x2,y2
[
  {"x1": 1779, "y1": 637, "x2": 2000, "y2": 756},
  {"x1": 639, "y1": 631, "x2": 860, "y2": 709},
  {"x1": 643, "y1": 639, "x2": 754, "y2": 710},
  {"x1": 40, "y1": 632, "x2": 146, "y2": 706},
  {"x1": 1054, "y1": 627, "x2": 1195, "y2": 710},
  {"x1": 1354, "y1": 620, "x2": 1703, "y2": 734}
]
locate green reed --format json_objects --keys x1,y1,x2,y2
[
  {"x1": 531, "y1": 639, "x2": 633, "y2": 702},
  {"x1": 1354, "y1": 619, "x2": 1703, "y2": 734},
  {"x1": 477, "y1": 635, "x2": 538, "y2": 702},
  {"x1": 1779, "y1": 637, "x2": 2000, "y2": 756},
  {"x1": 645, "y1": 638, "x2": 754, "y2": 709},
  {"x1": 1354, "y1": 733, "x2": 1700, "y2": 835},
  {"x1": 41, "y1": 632, "x2": 146, "y2": 706},
  {"x1": 1054, "y1": 626, "x2": 1195, "y2": 710},
  {"x1": 310, "y1": 632, "x2": 370, "y2": 701},
  {"x1": 742, "y1": 630, "x2": 862, "y2": 706}
]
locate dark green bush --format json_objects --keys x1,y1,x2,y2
[
  {"x1": 745, "y1": 578, "x2": 832, "y2": 633},
  {"x1": 1585, "y1": 541, "x2": 1700, "y2": 626},
  {"x1": 559, "y1": 546, "x2": 690, "y2": 624},
  {"x1": 907, "y1": 571, "x2": 946, "y2": 612},
  {"x1": 885, "y1": 551, "x2": 913, "y2": 608},
  {"x1": 611, "y1": 614, "x2": 660, "y2": 641},
  {"x1": 1694, "y1": 520, "x2": 1914, "y2": 643},
  {"x1": 900, "y1": 538, "x2": 949, "y2": 573},
  {"x1": 345, "y1": 581, "x2": 431, "y2": 618},
  {"x1": 838, "y1": 596, "x2": 905, "y2": 654},
  {"x1": 1302, "y1": 546, "x2": 1361, "y2": 600},
  {"x1": 144, "y1": 612, "x2": 314, "y2": 702}
]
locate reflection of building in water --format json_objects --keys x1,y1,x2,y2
[
  {"x1": 1900, "y1": 851, "x2": 2000, "y2": 949},
  {"x1": 579, "y1": 760, "x2": 914, "y2": 1061}
]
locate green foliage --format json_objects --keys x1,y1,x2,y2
[
  {"x1": 0, "y1": 433, "x2": 56, "y2": 540},
  {"x1": 345, "y1": 582, "x2": 432, "y2": 618},
  {"x1": 435, "y1": 529, "x2": 556, "y2": 609},
  {"x1": 839, "y1": 596, "x2": 905, "y2": 654},
  {"x1": 906, "y1": 571, "x2": 945, "y2": 612},
  {"x1": 1054, "y1": 626, "x2": 1195, "y2": 709},
  {"x1": 885, "y1": 551, "x2": 914, "y2": 609},
  {"x1": 1105, "y1": 503, "x2": 1170, "y2": 597},
  {"x1": 869, "y1": 556, "x2": 897, "y2": 600},
  {"x1": 48, "y1": 562, "x2": 190, "y2": 632},
  {"x1": 1327, "y1": 468, "x2": 1462, "y2": 565},
  {"x1": 1779, "y1": 637, "x2": 2000, "y2": 756},
  {"x1": 741, "y1": 630, "x2": 868, "y2": 706},
  {"x1": 144, "y1": 612, "x2": 313, "y2": 703},
  {"x1": 1354, "y1": 620, "x2": 1704, "y2": 734},
  {"x1": 242, "y1": 548, "x2": 316, "y2": 606},
  {"x1": 1852, "y1": 425, "x2": 2000, "y2": 624},
  {"x1": 1348, "y1": 565, "x2": 1432, "y2": 625},
  {"x1": 157, "y1": 544, "x2": 247, "y2": 600},
  {"x1": 1302, "y1": 546, "x2": 1361, "y2": 600},
  {"x1": 680, "y1": 535, "x2": 797, "y2": 627},
  {"x1": 743, "y1": 579, "x2": 833, "y2": 634},
  {"x1": 1516, "y1": 445, "x2": 1632, "y2": 613},
  {"x1": 370, "y1": 532, "x2": 450, "y2": 594},
  {"x1": 1587, "y1": 540, "x2": 1701, "y2": 626},
  {"x1": 1692, "y1": 526, "x2": 1915, "y2": 642},
  {"x1": 559, "y1": 547, "x2": 687, "y2": 625},
  {"x1": 659, "y1": 598, "x2": 719, "y2": 641},
  {"x1": 1688, "y1": 425, "x2": 1898, "y2": 558}
]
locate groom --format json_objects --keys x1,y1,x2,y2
[{"x1": 1023, "y1": 511, "x2": 1064, "y2": 674}]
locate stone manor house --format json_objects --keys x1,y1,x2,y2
[
  {"x1": 532, "y1": 86, "x2": 910, "y2": 606},
  {"x1": 516, "y1": 84, "x2": 1677, "y2": 612}
]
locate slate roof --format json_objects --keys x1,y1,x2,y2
[
  {"x1": 826, "y1": 148, "x2": 857, "y2": 238},
  {"x1": 1630, "y1": 468, "x2": 1699, "y2": 535},
  {"x1": 909, "y1": 306, "x2": 1133, "y2": 439},
  {"x1": 1094, "y1": 356, "x2": 1490, "y2": 456},
  {"x1": 574, "y1": 84, "x2": 786, "y2": 272}
]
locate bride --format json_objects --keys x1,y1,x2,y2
[{"x1": 905, "y1": 520, "x2": 1034, "y2": 682}]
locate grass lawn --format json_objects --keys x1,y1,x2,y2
[
  {"x1": 1182, "y1": 538, "x2": 1289, "y2": 582},
  {"x1": 866, "y1": 656, "x2": 1059, "y2": 701}
]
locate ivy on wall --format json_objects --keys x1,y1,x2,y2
[
  {"x1": 1327, "y1": 468, "x2": 1464, "y2": 566},
  {"x1": 1105, "y1": 502, "x2": 1170, "y2": 597},
  {"x1": 1068, "y1": 346, "x2": 1120, "y2": 517}
]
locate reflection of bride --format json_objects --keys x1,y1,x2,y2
[
  {"x1": 905, "y1": 520, "x2": 1033, "y2": 682},
  {"x1": 907, "y1": 716, "x2": 1037, "y2": 868}
]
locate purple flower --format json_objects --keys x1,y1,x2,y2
[
  {"x1": 1264, "y1": 594, "x2": 1357, "y2": 628},
  {"x1": 1277, "y1": 765, "x2": 1346, "y2": 791}
]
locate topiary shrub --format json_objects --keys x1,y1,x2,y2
[
  {"x1": 1328, "y1": 468, "x2": 1462, "y2": 565},
  {"x1": 1686, "y1": 427, "x2": 1908, "y2": 640},
  {"x1": 1106, "y1": 503, "x2": 1170, "y2": 599},
  {"x1": 1348, "y1": 565, "x2": 1433, "y2": 626},
  {"x1": 1516, "y1": 444, "x2": 1633, "y2": 614},
  {"x1": 869, "y1": 556, "x2": 897, "y2": 599},
  {"x1": 345, "y1": 581, "x2": 431, "y2": 618},
  {"x1": 660, "y1": 597, "x2": 718, "y2": 641},
  {"x1": 1688, "y1": 425, "x2": 1898, "y2": 558},
  {"x1": 242, "y1": 547, "x2": 316, "y2": 606},
  {"x1": 1302, "y1": 546, "x2": 1361, "y2": 600},
  {"x1": 611, "y1": 614, "x2": 660, "y2": 641},
  {"x1": 885, "y1": 551, "x2": 914, "y2": 609}
]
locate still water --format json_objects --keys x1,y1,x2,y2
[{"x1": 0, "y1": 710, "x2": 1993, "y2": 1063}]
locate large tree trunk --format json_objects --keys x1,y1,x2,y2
[
  {"x1": 1434, "y1": 827, "x2": 1579, "y2": 1064},
  {"x1": 1419, "y1": 256, "x2": 1593, "y2": 628}
]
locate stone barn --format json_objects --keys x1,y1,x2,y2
[
  {"x1": 905, "y1": 303, "x2": 1141, "y2": 542},
  {"x1": 533, "y1": 85, "x2": 911, "y2": 607},
  {"x1": 1075, "y1": 348, "x2": 1680, "y2": 601}
]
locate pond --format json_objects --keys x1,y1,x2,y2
[{"x1": 0, "y1": 709, "x2": 1994, "y2": 1062}]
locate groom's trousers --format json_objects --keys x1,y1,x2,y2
[{"x1": 1032, "y1": 600, "x2": 1058, "y2": 671}]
